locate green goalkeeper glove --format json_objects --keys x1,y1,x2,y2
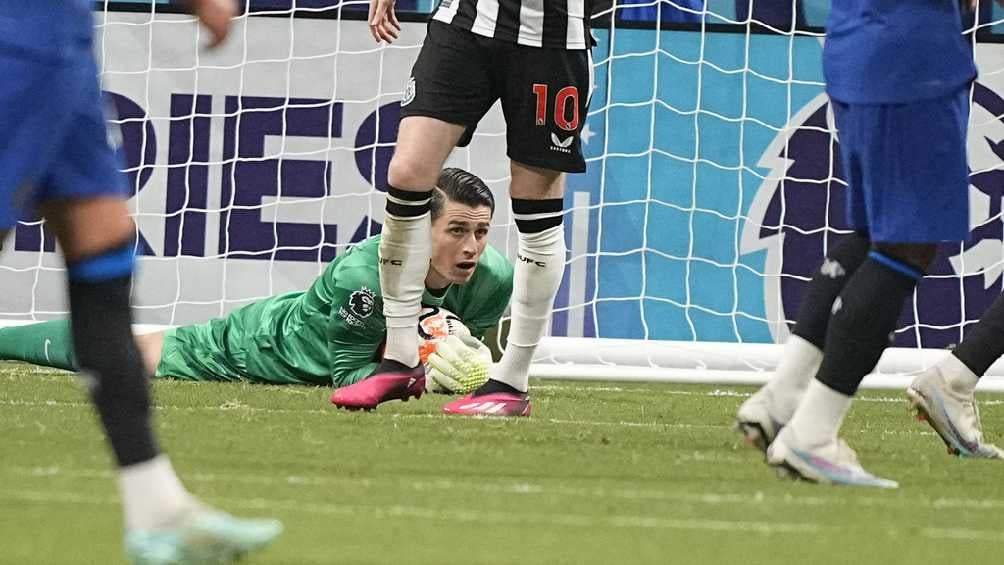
[{"x1": 425, "y1": 334, "x2": 492, "y2": 394}]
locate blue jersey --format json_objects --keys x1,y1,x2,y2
[
  {"x1": 0, "y1": 0, "x2": 93, "y2": 61},
  {"x1": 824, "y1": 0, "x2": 976, "y2": 104}
]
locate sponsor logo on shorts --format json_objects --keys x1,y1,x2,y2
[
  {"x1": 549, "y1": 132, "x2": 574, "y2": 154},
  {"x1": 401, "y1": 77, "x2": 416, "y2": 107}
]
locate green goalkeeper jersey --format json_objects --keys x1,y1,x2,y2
[{"x1": 156, "y1": 236, "x2": 514, "y2": 386}]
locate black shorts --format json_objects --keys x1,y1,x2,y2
[{"x1": 400, "y1": 21, "x2": 593, "y2": 173}]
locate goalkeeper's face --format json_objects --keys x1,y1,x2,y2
[{"x1": 429, "y1": 202, "x2": 492, "y2": 286}]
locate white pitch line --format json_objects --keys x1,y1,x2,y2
[
  {"x1": 8, "y1": 488, "x2": 1004, "y2": 543},
  {"x1": 3, "y1": 489, "x2": 819, "y2": 536},
  {"x1": 0, "y1": 398, "x2": 940, "y2": 437},
  {"x1": 922, "y1": 527, "x2": 1004, "y2": 542},
  {"x1": 11, "y1": 465, "x2": 998, "y2": 512}
]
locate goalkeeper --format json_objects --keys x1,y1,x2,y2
[{"x1": 0, "y1": 167, "x2": 513, "y2": 395}]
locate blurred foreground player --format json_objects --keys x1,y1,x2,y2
[
  {"x1": 0, "y1": 1, "x2": 281, "y2": 562},
  {"x1": 331, "y1": 0, "x2": 595, "y2": 416},
  {"x1": 735, "y1": 0, "x2": 982, "y2": 486}
]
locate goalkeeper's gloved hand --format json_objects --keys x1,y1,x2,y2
[{"x1": 424, "y1": 334, "x2": 493, "y2": 394}]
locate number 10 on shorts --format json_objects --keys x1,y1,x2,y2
[{"x1": 532, "y1": 84, "x2": 580, "y2": 132}]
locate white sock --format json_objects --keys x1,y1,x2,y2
[
  {"x1": 763, "y1": 335, "x2": 824, "y2": 423},
  {"x1": 118, "y1": 455, "x2": 194, "y2": 530},
  {"x1": 492, "y1": 224, "x2": 566, "y2": 392},
  {"x1": 785, "y1": 379, "x2": 853, "y2": 448},
  {"x1": 380, "y1": 211, "x2": 432, "y2": 368},
  {"x1": 943, "y1": 352, "x2": 979, "y2": 392}
]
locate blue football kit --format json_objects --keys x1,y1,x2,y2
[
  {"x1": 0, "y1": 0, "x2": 125, "y2": 230},
  {"x1": 824, "y1": 0, "x2": 975, "y2": 243}
]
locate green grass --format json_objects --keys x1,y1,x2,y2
[{"x1": 2, "y1": 361, "x2": 1004, "y2": 565}]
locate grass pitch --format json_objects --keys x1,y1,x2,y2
[{"x1": 2, "y1": 362, "x2": 1004, "y2": 565}]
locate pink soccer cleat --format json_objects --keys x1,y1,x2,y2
[
  {"x1": 441, "y1": 392, "x2": 531, "y2": 417},
  {"x1": 330, "y1": 366, "x2": 425, "y2": 411}
]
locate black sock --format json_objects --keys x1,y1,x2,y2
[
  {"x1": 815, "y1": 253, "x2": 922, "y2": 396},
  {"x1": 791, "y1": 232, "x2": 871, "y2": 349},
  {"x1": 953, "y1": 293, "x2": 1004, "y2": 378},
  {"x1": 374, "y1": 357, "x2": 419, "y2": 374},
  {"x1": 69, "y1": 248, "x2": 159, "y2": 467},
  {"x1": 473, "y1": 379, "x2": 525, "y2": 397}
]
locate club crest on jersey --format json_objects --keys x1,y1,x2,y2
[
  {"x1": 549, "y1": 132, "x2": 574, "y2": 154},
  {"x1": 741, "y1": 84, "x2": 1004, "y2": 348},
  {"x1": 401, "y1": 77, "x2": 416, "y2": 107}
]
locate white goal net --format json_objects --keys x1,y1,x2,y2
[{"x1": 2, "y1": 1, "x2": 1004, "y2": 389}]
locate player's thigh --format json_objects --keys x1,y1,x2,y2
[
  {"x1": 397, "y1": 22, "x2": 496, "y2": 173},
  {"x1": 390, "y1": 116, "x2": 467, "y2": 189},
  {"x1": 498, "y1": 45, "x2": 592, "y2": 175},
  {"x1": 852, "y1": 90, "x2": 970, "y2": 244},
  {"x1": 39, "y1": 197, "x2": 134, "y2": 263},
  {"x1": 0, "y1": 53, "x2": 79, "y2": 230},
  {"x1": 510, "y1": 160, "x2": 565, "y2": 200}
]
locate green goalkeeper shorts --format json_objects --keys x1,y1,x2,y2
[{"x1": 154, "y1": 320, "x2": 247, "y2": 382}]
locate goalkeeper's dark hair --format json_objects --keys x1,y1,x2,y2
[{"x1": 430, "y1": 168, "x2": 496, "y2": 220}]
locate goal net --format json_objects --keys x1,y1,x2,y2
[{"x1": 2, "y1": 1, "x2": 1004, "y2": 389}]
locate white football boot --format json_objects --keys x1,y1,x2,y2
[
  {"x1": 125, "y1": 504, "x2": 282, "y2": 565},
  {"x1": 734, "y1": 389, "x2": 786, "y2": 454},
  {"x1": 735, "y1": 336, "x2": 824, "y2": 453},
  {"x1": 907, "y1": 355, "x2": 1004, "y2": 459},
  {"x1": 766, "y1": 427, "x2": 898, "y2": 488}
]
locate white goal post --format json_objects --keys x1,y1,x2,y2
[{"x1": 3, "y1": 3, "x2": 1004, "y2": 391}]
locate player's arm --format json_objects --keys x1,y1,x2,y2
[
  {"x1": 368, "y1": 0, "x2": 401, "y2": 43},
  {"x1": 326, "y1": 281, "x2": 386, "y2": 387}
]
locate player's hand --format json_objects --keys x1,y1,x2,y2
[
  {"x1": 425, "y1": 335, "x2": 492, "y2": 394},
  {"x1": 368, "y1": 0, "x2": 401, "y2": 44},
  {"x1": 188, "y1": 0, "x2": 237, "y2": 48}
]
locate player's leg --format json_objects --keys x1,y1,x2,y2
[
  {"x1": 378, "y1": 116, "x2": 464, "y2": 371},
  {"x1": 39, "y1": 49, "x2": 279, "y2": 561},
  {"x1": 442, "y1": 43, "x2": 590, "y2": 417},
  {"x1": 0, "y1": 320, "x2": 170, "y2": 379},
  {"x1": 908, "y1": 285, "x2": 1004, "y2": 458},
  {"x1": 767, "y1": 90, "x2": 972, "y2": 486},
  {"x1": 736, "y1": 230, "x2": 871, "y2": 450},
  {"x1": 0, "y1": 319, "x2": 79, "y2": 371},
  {"x1": 332, "y1": 22, "x2": 496, "y2": 410},
  {"x1": 479, "y1": 162, "x2": 564, "y2": 400},
  {"x1": 738, "y1": 101, "x2": 875, "y2": 449},
  {"x1": 377, "y1": 23, "x2": 494, "y2": 375}
]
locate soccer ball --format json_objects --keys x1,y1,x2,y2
[{"x1": 416, "y1": 306, "x2": 471, "y2": 364}]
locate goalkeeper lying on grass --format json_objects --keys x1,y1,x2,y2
[{"x1": 0, "y1": 168, "x2": 513, "y2": 395}]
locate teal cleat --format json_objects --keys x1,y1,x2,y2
[
  {"x1": 125, "y1": 507, "x2": 282, "y2": 564},
  {"x1": 907, "y1": 359, "x2": 1004, "y2": 459},
  {"x1": 767, "y1": 428, "x2": 899, "y2": 489}
]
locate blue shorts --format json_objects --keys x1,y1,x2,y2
[
  {"x1": 832, "y1": 88, "x2": 970, "y2": 243},
  {"x1": 0, "y1": 47, "x2": 126, "y2": 230}
]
